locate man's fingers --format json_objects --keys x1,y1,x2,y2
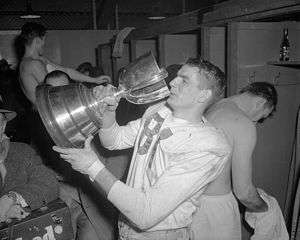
[
  {"x1": 84, "y1": 136, "x2": 93, "y2": 150},
  {"x1": 6, "y1": 205, "x2": 29, "y2": 220},
  {"x1": 97, "y1": 75, "x2": 111, "y2": 84},
  {"x1": 58, "y1": 154, "x2": 77, "y2": 163},
  {"x1": 93, "y1": 85, "x2": 104, "y2": 99},
  {"x1": 52, "y1": 146, "x2": 78, "y2": 154}
]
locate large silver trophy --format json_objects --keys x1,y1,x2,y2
[{"x1": 36, "y1": 52, "x2": 170, "y2": 148}]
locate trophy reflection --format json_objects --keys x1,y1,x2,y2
[{"x1": 36, "y1": 52, "x2": 170, "y2": 148}]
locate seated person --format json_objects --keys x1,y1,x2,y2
[
  {"x1": 44, "y1": 71, "x2": 107, "y2": 239},
  {"x1": 0, "y1": 108, "x2": 58, "y2": 223},
  {"x1": 76, "y1": 62, "x2": 93, "y2": 76},
  {"x1": 44, "y1": 70, "x2": 70, "y2": 86},
  {"x1": 77, "y1": 62, "x2": 104, "y2": 78}
]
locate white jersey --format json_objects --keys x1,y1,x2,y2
[{"x1": 100, "y1": 102, "x2": 231, "y2": 236}]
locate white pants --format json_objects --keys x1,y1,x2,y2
[
  {"x1": 190, "y1": 192, "x2": 241, "y2": 240},
  {"x1": 118, "y1": 220, "x2": 189, "y2": 240}
]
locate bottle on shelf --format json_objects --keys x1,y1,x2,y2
[{"x1": 279, "y1": 28, "x2": 290, "y2": 61}]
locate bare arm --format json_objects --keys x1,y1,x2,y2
[
  {"x1": 42, "y1": 57, "x2": 110, "y2": 84},
  {"x1": 231, "y1": 117, "x2": 268, "y2": 212},
  {"x1": 54, "y1": 144, "x2": 228, "y2": 230},
  {"x1": 7, "y1": 143, "x2": 58, "y2": 210},
  {"x1": 20, "y1": 60, "x2": 47, "y2": 104}
]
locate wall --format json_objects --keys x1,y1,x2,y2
[
  {"x1": 160, "y1": 34, "x2": 198, "y2": 66},
  {"x1": 135, "y1": 40, "x2": 157, "y2": 59},
  {"x1": 201, "y1": 27, "x2": 226, "y2": 72},
  {"x1": 47, "y1": 30, "x2": 117, "y2": 68},
  {"x1": 0, "y1": 30, "x2": 117, "y2": 69},
  {"x1": 0, "y1": 31, "x2": 19, "y2": 68},
  {"x1": 227, "y1": 21, "x2": 300, "y2": 239}
]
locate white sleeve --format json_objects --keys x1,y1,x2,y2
[
  {"x1": 10, "y1": 191, "x2": 28, "y2": 208},
  {"x1": 107, "y1": 150, "x2": 228, "y2": 230},
  {"x1": 99, "y1": 118, "x2": 142, "y2": 150}
]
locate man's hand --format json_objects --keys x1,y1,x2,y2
[
  {"x1": 94, "y1": 75, "x2": 111, "y2": 85},
  {"x1": 5, "y1": 205, "x2": 30, "y2": 221},
  {"x1": 93, "y1": 84, "x2": 120, "y2": 129},
  {"x1": 93, "y1": 84, "x2": 120, "y2": 111},
  {"x1": 0, "y1": 137, "x2": 9, "y2": 162},
  {"x1": 53, "y1": 136, "x2": 104, "y2": 178},
  {"x1": 0, "y1": 195, "x2": 15, "y2": 222}
]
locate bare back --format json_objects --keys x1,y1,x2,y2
[
  {"x1": 19, "y1": 57, "x2": 47, "y2": 105},
  {"x1": 203, "y1": 99, "x2": 256, "y2": 195}
]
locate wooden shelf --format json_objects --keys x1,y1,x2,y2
[{"x1": 267, "y1": 61, "x2": 300, "y2": 68}]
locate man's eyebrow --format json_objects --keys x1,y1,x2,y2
[{"x1": 177, "y1": 73, "x2": 188, "y2": 79}]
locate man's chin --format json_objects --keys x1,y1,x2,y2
[
  {"x1": 166, "y1": 99, "x2": 176, "y2": 110},
  {"x1": 0, "y1": 139, "x2": 9, "y2": 155}
]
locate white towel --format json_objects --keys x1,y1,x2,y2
[
  {"x1": 245, "y1": 188, "x2": 289, "y2": 240},
  {"x1": 112, "y1": 27, "x2": 135, "y2": 58}
]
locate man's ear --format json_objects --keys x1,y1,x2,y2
[
  {"x1": 197, "y1": 89, "x2": 212, "y2": 103},
  {"x1": 255, "y1": 97, "x2": 267, "y2": 109},
  {"x1": 32, "y1": 37, "x2": 39, "y2": 46}
]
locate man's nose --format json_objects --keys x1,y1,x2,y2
[{"x1": 169, "y1": 77, "x2": 178, "y2": 87}]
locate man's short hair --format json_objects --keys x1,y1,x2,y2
[
  {"x1": 165, "y1": 64, "x2": 182, "y2": 89},
  {"x1": 45, "y1": 70, "x2": 70, "y2": 85},
  {"x1": 239, "y1": 82, "x2": 278, "y2": 113},
  {"x1": 185, "y1": 57, "x2": 226, "y2": 99},
  {"x1": 20, "y1": 22, "x2": 46, "y2": 46},
  {"x1": 77, "y1": 62, "x2": 93, "y2": 75}
]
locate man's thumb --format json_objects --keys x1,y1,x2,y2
[{"x1": 84, "y1": 135, "x2": 93, "y2": 149}]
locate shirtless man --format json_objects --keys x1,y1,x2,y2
[
  {"x1": 19, "y1": 22, "x2": 110, "y2": 106},
  {"x1": 53, "y1": 58, "x2": 231, "y2": 240},
  {"x1": 44, "y1": 70, "x2": 70, "y2": 87},
  {"x1": 191, "y1": 82, "x2": 278, "y2": 240}
]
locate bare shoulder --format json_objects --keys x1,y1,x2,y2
[
  {"x1": 20, "y1": 57, "x2": 47, "y2": 82},
  {"x1": 21, "y1": 58, "x2": 45, "y2": 70},
  {"x1": 206, "y1": 101, "x2": 255, "y2": 142}
]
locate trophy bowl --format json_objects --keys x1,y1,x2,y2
[{"x1": 36, "y1": 52, "x2": 170, "y2": 148}]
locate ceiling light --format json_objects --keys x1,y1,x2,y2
[
  {"x1": 20, "y1": 14, "x2": 41, "y2": 19},
  {"x1": 20, "y1": 0, "x2": 41, "y2": 19},
  {"x1": 147, "y1": 16, "x2": 166, "y2": 20},
  {"x1": 147, "y1": 4, "x2": 166, "y2": 20}
]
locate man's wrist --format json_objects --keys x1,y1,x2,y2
[
  {"x1": 93, "y1": 168, "x2": 118, "y2": 197},
  {"x1": 100, "y1": 120, "x2": 117, "y2": 132},
  {"x1": 6, "y1": 192, "x2": 18, "y2": 204},
  {"x1": 88, "y1": 161, "x2": 105, "y2": 181}
]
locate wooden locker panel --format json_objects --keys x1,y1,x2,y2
[
  {"x1": 113, "y1": 43, "x2": 130, "y2": 80},
  {"x1": 98, "y1": 44, "x2": 113, "y2": 78},
  {"x1": 97, "y1": 43, "x2": 130, "y2": 85},
  {"x1": 0, "y1": 31, "x2": 19, "y2": 67},
  {"x1": 227, "y1": 22, "x2": 300, "y2": 212},
  {"x1": 201, "y1": 27, "x2": 226, "y2": 72},
  {"x1": 159, "y1": 34, "x2": 198, "y2": 67},
  {"x1": 253, "y1": 85, "x2": 300, "y2": 207},
  {"x1": 135, "y1": 40, "x2": 157, "y2": 59},
  {"x1": 228, "y1": 22, "x2": 300, "y2": 93}
]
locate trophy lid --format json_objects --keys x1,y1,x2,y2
[{"x1": 119, "y1": 52, "x2": 165, "y2": 89}]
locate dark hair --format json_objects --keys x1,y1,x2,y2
[
  {"x1": 165, "y1": 64, "x2": 182, "y2": 89},
  {"x1": 185, "y1": 57, "x2": 226, "y2": 99},
  {"x1": 77, "y1": 62, "x2": 93, "y2": 75},
  {"x1": 0, "y1": 59, "x2": 10, "y2": 72},
  {"x1": 239, "y1": 82, "x2": 278, "y2": 114},
  {"x1": 20, "y1": 22, "x2": 46, "y2": 46},
  {"x1": 44, "y1": 70, "x2": 71, "y2": 83}
]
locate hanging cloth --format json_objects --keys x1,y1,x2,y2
[{"x1": 284, "y1": 106, "x2": 300, "y2": 239}]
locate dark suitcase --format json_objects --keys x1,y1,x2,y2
[{"x1": 0, "y1": 198, "x2": 73, "y2": 240}]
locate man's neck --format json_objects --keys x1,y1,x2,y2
[
  {"x1": 229, "y1": 95, "x2": 256, "y2": 121},
  {"x1": 172, "y1": 106, "x2": 205, "y2": 124},
  {"x1": 24, "y1": 46, "x2": 40, "y2": 59}
]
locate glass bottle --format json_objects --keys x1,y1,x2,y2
[{"x1": 279, "y1": 28, "x2": 290, "y2": 61}]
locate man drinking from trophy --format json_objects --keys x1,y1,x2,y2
[
  {"x1": 53, "y1": 57, "x2": 231, "y2": 240},
  {"x1": 0, "y1": 108, "x2": 58, "y2": 223}
]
